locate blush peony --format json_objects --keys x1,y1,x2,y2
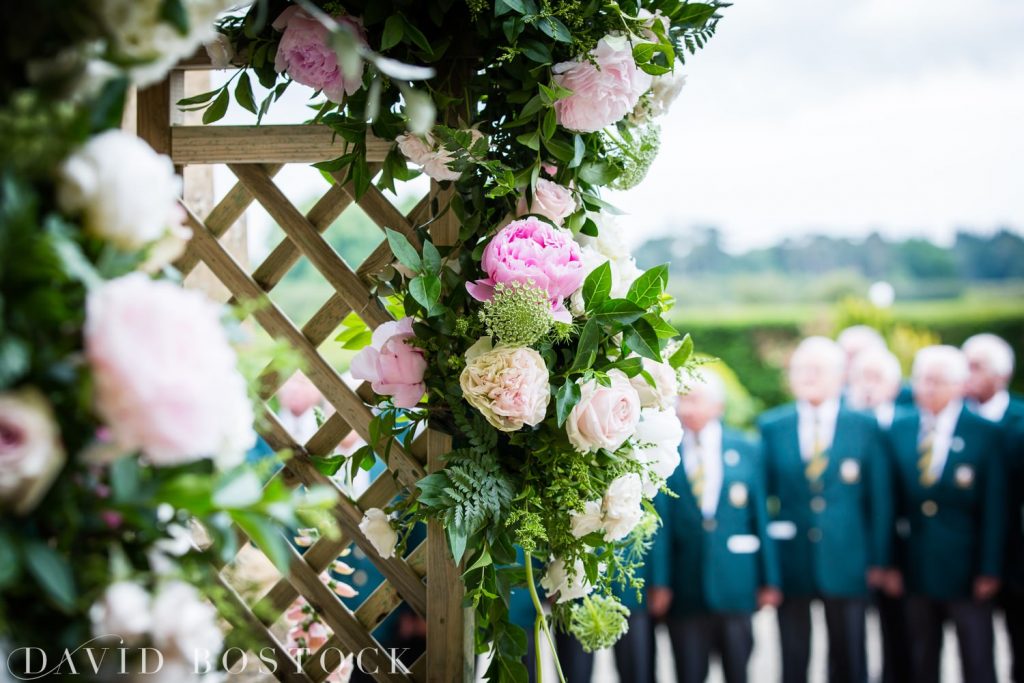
[
  {"x1": 459, "y1": 337, "x2": 550, "y2": 432},
  {"x1": 565, "y1": 370, "x2": 641, "y2": 453},
  {"x1": 84, "y1": 274, "x2": 255, "y2": 468},
  {"x1": 273, "y1": 6, "x2": 364, "y2": 103},
  {"x1": 349, "y1": 317, "x2": 427, "y2": 409},
  {"x1": 466, "y1": 217, "x2": 585, "y2": 323},
  {"x1": 552, "y1": 35, "x2": 652, "y2": 133}
]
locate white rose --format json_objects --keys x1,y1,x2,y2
[
  {"x1": 359, "y1": 508, "x2": 398, "y2": 560},
  {"x1": 565, "y1": 370, "x2": 641, "y2": 453},
  {"x1": 90, "y1": 582, "x2": 152, "y2": 643},
  {"x1": 569, "y1": 500, "x2": 604, "y2": 539},
  {"x1": 150, "y1": 580, "x2": 223, "y2": 661},
  {"x1": 57, "y1": 130, "x2": 184, "y2": 251},
  {"x1": 540, "y1": 557, "x2": 594, "y2": 604},
  {"x1": 630, "y1": 357, "x2": 679, "y2": 409},
  {"x1": 631, "y1": 408, "x2": 684, "y2": 497},
  {"x1": 601, "y1": 473, "x2": 644, "y2": 541},
  {"x1": 575, "y1": 212, "x2": 631, "y2": 260},
  {"x1": 0, "y1": 389, "x2": 65, "y2": 515},
  {"x1": 97, "y1": 0, "x2": 234, "y2": 87},
  {"x1": 204, "y1": 32, "x2": 234, "y2": 69}
]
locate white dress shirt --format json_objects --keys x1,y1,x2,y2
[
  {"x1": 919, "y1": 399, "x2": 963, "y2": 481},
  {"x1": 683, "y1": 420, "x2": 723, "y2": 518},
  {"x1": 796, "y1": 398, "x2": 840, "y2": 461},
  {"x1": 977, "y1": 390, "x2": 1010, "y2": 423},
  {"x1": 874, "y1": 402, "x2": 896, "y2": 430}
]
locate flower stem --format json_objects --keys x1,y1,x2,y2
[{"x1": 524, "y1": 553, "x2": 567, "y2": 683}]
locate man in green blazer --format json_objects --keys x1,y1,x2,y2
[
  {"x1": 963, "y1": 333, "x2": 1024, "y2": 680},
  {"x1": 650, "y1": 369, "x2": 780, "y2": 683},
  {"x1": 847, "y1": 346, "x2": 913, "y2": 683},
  {"x1": 886, "y1": 344, "x2": 1006, "y2": 683},
  {"x1": 759, "y1": 337, "x2": 892, "y2": 683}
]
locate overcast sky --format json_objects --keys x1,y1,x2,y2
[
  {"x1": 214, "y1": 0, "x2": 1024, "y2": 254},
  {"x1": 610, "y1": 0, "x2": 1024, "y2": 249}
]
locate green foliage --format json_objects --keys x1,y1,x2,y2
[
  {"x1": 568, "y1": 594, "x2": 630, "y2": 653},
  {"x1": 479, "y1": 282, "x2": 554, "y2": 346}
]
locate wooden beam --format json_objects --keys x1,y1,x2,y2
[{"x1": 171, "y1": 125, "x2": 391, "y2": 164}]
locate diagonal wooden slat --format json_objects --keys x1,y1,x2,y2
[
  {"x1": 182, "y1": 205, "x2": 427, "y2": 489},
  {"x1": 176, "y1": 163, "x2": 283, "y2": 275},
  {"x1": 229, "y1": 163, "x2": 393, "y2": 331}
]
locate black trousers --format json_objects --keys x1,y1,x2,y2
[
  {"x1": 873, "y1": 590, "x2": 911, "y2": 683},
  {"x1": 1004, "y1": 585, "x2": 1024, "y2": 682},
  {"x1": 905, "y1": 595, "x2": 996, "y2": 683},
  {"x1": 667, "y1": 612, "x2": 753, "y2": 683},
  {"x1": 777, "y1": 596, "x2": 866, "y2": 683},
  {"x1": 549, "y1": 611, "x2": 655, "y2": 683}
]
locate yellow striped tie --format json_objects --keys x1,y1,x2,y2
[
  {"x1": 689, "y1": 438, "x2": 705, "y2": 505},
  {"x1": 805, "y1": 413, "x2": 828, "y2": 481},
  {"x1": 918, "y1": 423, "x2": 937, "y2": 487}
]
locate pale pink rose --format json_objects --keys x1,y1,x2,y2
[
  {"x1": 553, "y1": 35, "x2": 653, "y2": 133},
  {"x1": 466, "y1": 217, "x2": 585, "y2": 323},
  {"x1": 566, "y1": 370, "x2": 642, "y2": 453},
  {"x1": 395, "y1": 130, "x2": 486, "y2": 182},
  {"x1": 273, "y1": 7, "x2": 364, "y2": 103},
  {"x1": 0, "y1": 389, "x2": 65, "y2": 515},
  {"x1": 84, "y1": 274, "x2": 255, "y2": 468},
  {"x1": 459, "y1": 338, "x2": 550, "y2": 432},
  {"x1": 349, "y1": 318, "x2": 426, "y2": 409},
  {"x1": 517, "y1": 179, "x2": 576, "y2": 226}
]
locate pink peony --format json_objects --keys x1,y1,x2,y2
[
  {"x1": 349, "y1": 318, "x2": 427, "y2": 409},
  {"x1": 85, "y1": 274, "x2": 254, "y2": 468},
  {"x1": 517, "y1": 179, "x2": 576, "y2": 227},
  {"x1": 552, "y1": 35, "x2": 653, "y2": 133},
  {"x1": 466, "y1": 217, "x2": 585, "y2": 323},
  {"x1": 566, "y1": 370, "x2": 642, "y2": 453},
  {"x1": 273, "y1": 7, "x2": 364, "y2": 103}
]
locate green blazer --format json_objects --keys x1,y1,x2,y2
[
  {"x1": 759, "y1": 404, "x2": 892, "y2": 599},
  {"x1": 651, "y1": 428, "x2": 779, "y2": 616},
  {"x1": 1000, "y1": 396, "x2": 1024, "y2": 588},
  {"x1": 886, "y1": 405, "x2": 1006, "y2": 600}
]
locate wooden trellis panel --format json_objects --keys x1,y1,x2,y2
[{"x1": 136, "y1": 57, "x2": 471, "y2": 683}]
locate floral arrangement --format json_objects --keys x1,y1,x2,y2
[
  {"x1": 188, "y1": 1, "x2": 723, "y2": 679},
  {"x1": 0, "y1": 1, "x2": 335, "y2": 679}
]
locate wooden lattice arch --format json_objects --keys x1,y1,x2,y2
[{"x1": 135, "y1": 56, "x2": 472, "y2": 683}]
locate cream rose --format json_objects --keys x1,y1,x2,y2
[
  {"x1": 90, "y1": 582, "x2": 152, "y2": 643},
  {"x1": 630, "y1": 357, "x2": 679, "y2": 409},
  {"x1": 150, "y1": 580, "x2": 223, "y2": 662},
  {"x1": 460, "y1": 337, "x2": 550, "y2": 432},
  {"x1": 0, "y1": 389, "x2": 65, "y2": 515},
  {"x1": 565, "y1": 370, "x2": 641, "y2": 453},
  {"x1": 359, "y1": 508, "x2": 398, "y2": 559},
  {"x1": 601, "y1": 472, "x2": 644, "y2": 541}
]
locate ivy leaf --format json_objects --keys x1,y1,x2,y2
[
  {"x1": 579, "y1": 217, "x2": 599, "y2": 237},
  {"x1": 593, "y1": 299, "x2": 646, "y2": 324},
  {"x1": 25, "y1": 542, "x2": 75, "y2": 611},
  {"x1": 234, "y1": 72, "x2": 257, "y2": 114},
  {"x1": 381, "y1": 14, "x2": 404, "y2": 50},
  {"x1": 570, "y1": 319, "x2": 601, "y2": 372},
  {"x1": 578, "y1": 161, "x2": 620, "y2": 186},
  {"x1": 602, "y1": 356, "x2": 644, "y2": 377},
  {"x1": 581, "y1": 261, "x2": 611, "y2": 310},
  {"x1": 202, "y1": 88, "x2": 230, "y2": 124},
  {"x1": 410, "y1": 273, "x2": 442, "y2": 312},
  {"x1": 385, "y1": 228, "x2": 422, "y2": 272},
  {"x1": 627, "y1": 264, "x2": 669, "y2": 308},
  {"x1": 422, "y1": 240, "x2": 442, "y2": 274},
  {"x1": 516, "y1": 129, "x2": 540, "y2": 151},
  {"x1": 644, "y1": 313, "x2": 678, "y2": 339},
  {"x1": 668, "y1": 333, "x2": 694, "y2": 369},
  {"x1": 543, "y1": 136, "x2": 575, "y2": 162},
  {"x1": 554, "y1": 380, "x2": 582, "y2": 426},
  {"x1": 625, "y1": 318, "x2": 661, "y2": 361}
]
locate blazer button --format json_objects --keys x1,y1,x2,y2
[
  {"x1": 808, "y1": 528, "x2": 823, "y2": 543},
  {"x1": 810, "y1": 480, "x2": 824, "y2": 493},
  {"x1": 703, "y1": 519, "x2": 717, "y2": 532},
  {"x1": 810, "y1": 496, "x2": 826, "y2": 513},
  {"x1": 922, "y1": 500, "x2": 938, "y2": 517}
]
